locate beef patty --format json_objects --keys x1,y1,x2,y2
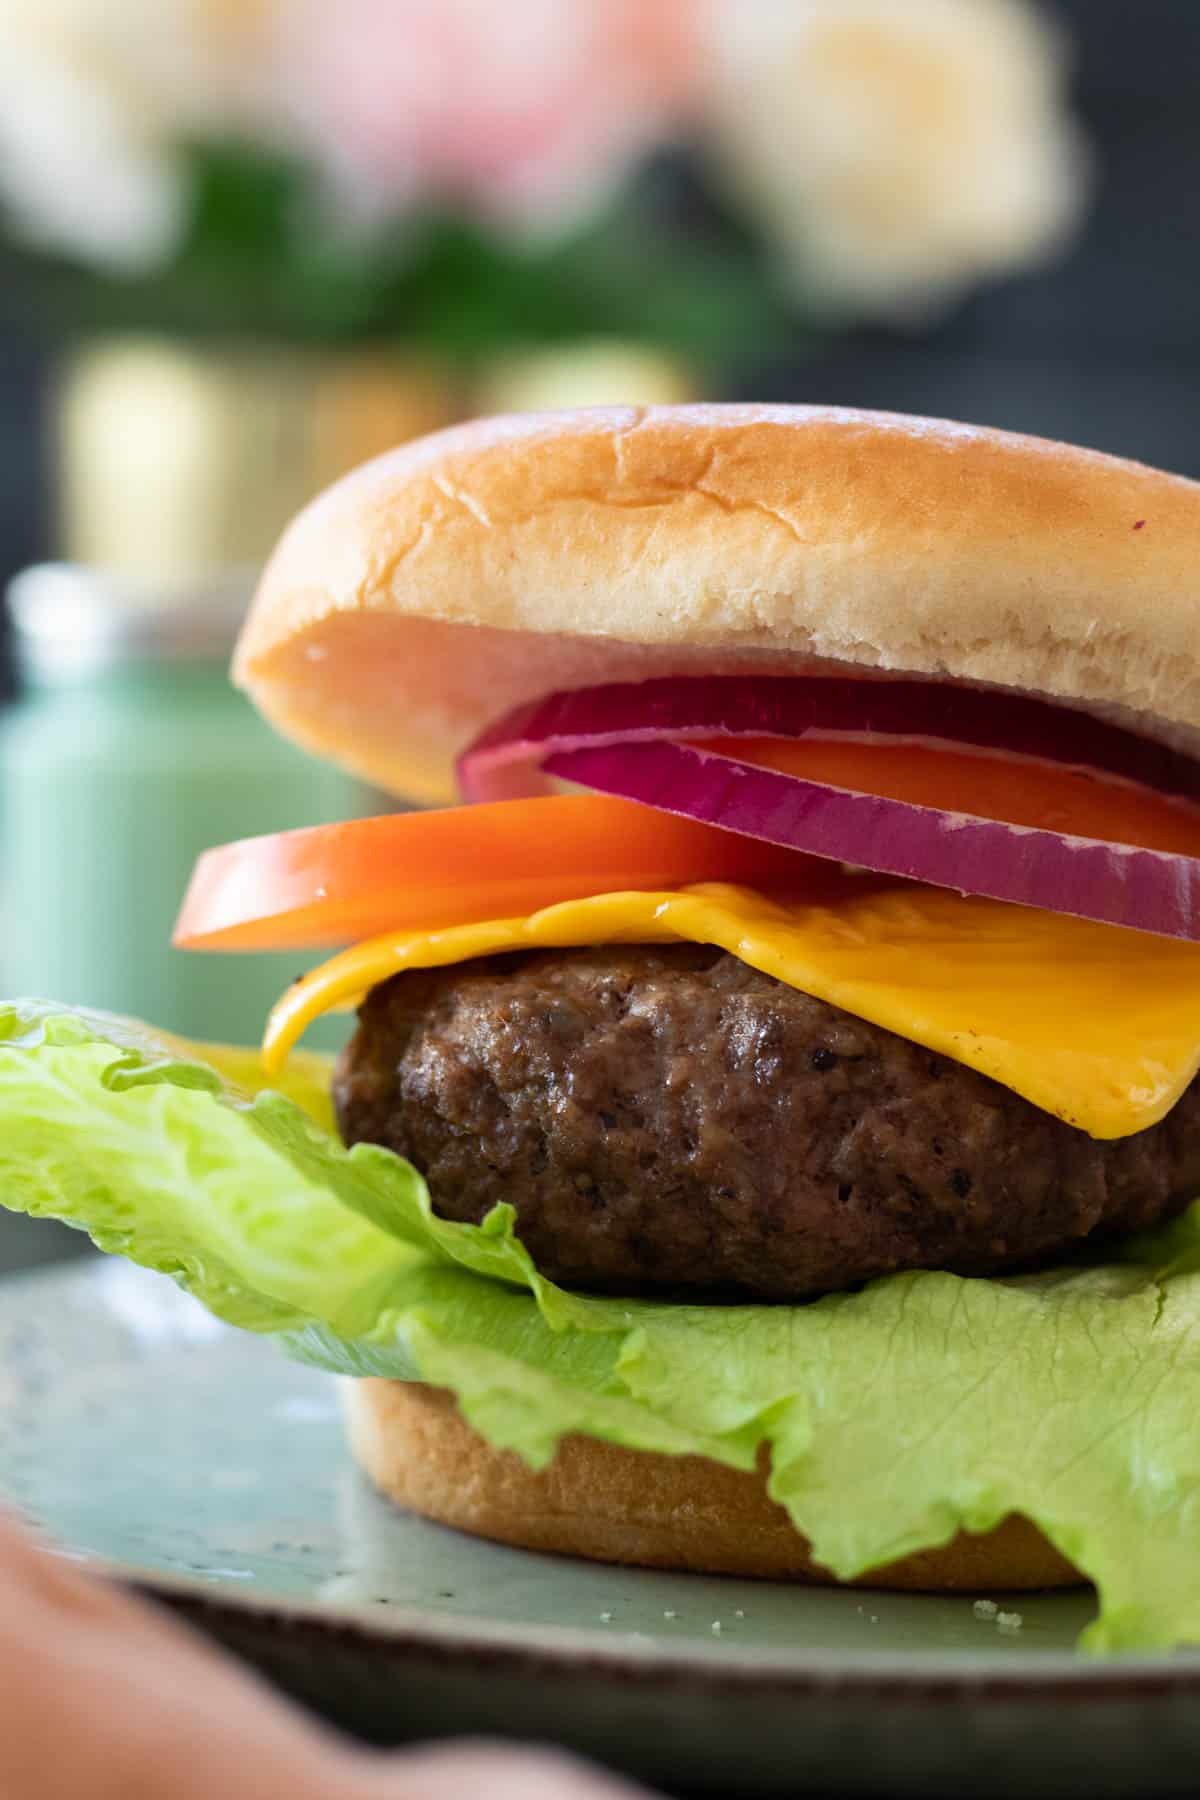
[{"x1": 333, "y1": 945, "x2": 1200, "y2": 1300}]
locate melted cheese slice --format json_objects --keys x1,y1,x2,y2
[{"x1": 263, "y1": 883, "x2": 1200, "y2": 1140}]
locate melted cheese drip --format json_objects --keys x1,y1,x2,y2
[{"x1": 263, "y1": 884, "x2": 1200, "y2": 1140}]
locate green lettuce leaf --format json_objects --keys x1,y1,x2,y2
[{"x1": 2, "y1": 998, "x2": 1200, "y2": 1654}]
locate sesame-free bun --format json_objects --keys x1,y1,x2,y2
[
  {"x1": 344, "y1": 1380, "x2": 1080, "y2": 1593},
  {"x1": 235, "y1": 405, "x2": 1200, "y2": 804}
]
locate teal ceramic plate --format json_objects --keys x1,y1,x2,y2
[{"x1": 2, "y1": 1260, "x2": 1198, "y2": 1798}]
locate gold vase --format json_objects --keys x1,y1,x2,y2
[{"x1": 54, "y1": 338, "x2": 463, "y2": 586}]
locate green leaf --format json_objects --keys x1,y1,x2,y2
[
  {"x1": 0, "y1": 141, "x2": 800, "y2": 355},
  {"x1": 2, "y1": 999, "x2": 1199, "y2": 1653}
]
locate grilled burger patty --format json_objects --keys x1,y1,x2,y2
[{"x1": 333, "y1": 945, "x2": 1200, "y2": 1300}]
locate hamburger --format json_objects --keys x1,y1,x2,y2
[{"x1": 5, "y1": 404, "x2": 1200, "y2": 1649}]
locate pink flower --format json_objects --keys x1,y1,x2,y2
[{"x1": 282, "y1": 0, "x2": 702, "y2": 231}]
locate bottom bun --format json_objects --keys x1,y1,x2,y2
[{"x1": 344, "y1": 1380, "x2": 1081, "y2": 1593}]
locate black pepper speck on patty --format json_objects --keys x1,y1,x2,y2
[{"x1": 333, "y1": 945, "x2": 1200, "y2": 1300}]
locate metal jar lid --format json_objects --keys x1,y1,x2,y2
[{"x1": 6, "y1": 564, "x2": 254, "y2": 684}]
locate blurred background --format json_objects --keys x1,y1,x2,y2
[{"x1": 0, "y1": 0, "x2": 1191, "y2": 1271}]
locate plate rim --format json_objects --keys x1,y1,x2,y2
[{"x1": 107, "y1": 1556, "x2": 1200, "y2": 1699}]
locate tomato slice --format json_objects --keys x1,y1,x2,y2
[
  {"x1": 180, "y1": 733, "x2": 1200, "y2": 955},
  {"x1": 711, "y1": 738, "x2": 1200, "y2": 858},
  {"x1": 173, "y1": 794, "x2": 824, "y2": 952}
]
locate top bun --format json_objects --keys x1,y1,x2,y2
[{"x1": 235, "y1": 404, "x2": 1200, "y2": 804}]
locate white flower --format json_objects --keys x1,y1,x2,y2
[
  {"x1": 0, "y1": 0, "x2": 288, "y2": 271},
  {"x1": 705, "y1": 0, "x2": 1091, "y2": 321},
  {"x1": 0, "y1": 41, "x2": 182, "y2": 270}
]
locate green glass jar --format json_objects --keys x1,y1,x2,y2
[{"x1": 1, "y1": 565, "x2": 366, "y2": 1049}]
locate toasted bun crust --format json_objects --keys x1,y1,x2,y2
[
  {"x1": 344, "y1": 1380, "x2": 1081, "y2": 1593},
  {"x1": 236, "y1": 405, "x2": 1200, "y2": 803}
]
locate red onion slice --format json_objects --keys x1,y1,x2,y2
[
  {"x1": 459, "y1": 676, "x2": 1200, "y2": 806},
  {"x1": 546, "y1": 739, "x2": 1200, "y2": 943}
]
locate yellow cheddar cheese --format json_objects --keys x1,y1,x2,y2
[{"x1": 263, "y1": 883, "x2": 1200, "y2": 1140}]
